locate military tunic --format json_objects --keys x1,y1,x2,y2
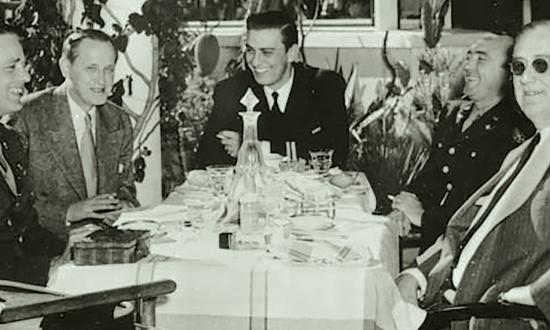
[
  {"x1": 407, "y1": 98, "x2": 534, "y2": 251},
  {"x1": 0, "y1": 124, "x2": 64, "y2": 285}
]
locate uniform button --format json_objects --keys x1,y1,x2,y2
[
  {"x1": 437, "y1": 142, "x2": 443, "y2": 148},
  {"x1": 470, "y1": 151, "x2": 477, "y2": 158},
  {"x1": 442, "y1": 165, "x2": 450, "y2": 174},
  {"x1": 448, "y1": 147, "x2": 456, "y2": 155},
  {"x1": 6, "y1": 218, "x2": 12, "y2": 227},
  {"x1": 18, "y1": 236, "x2": 23, "y2": 243},
  {"x1": 14, "y1": 202, "x2": 20, "y2": 208},
  {"x1": 446, "y1": 183, "x2": 453, "y2": 191}
]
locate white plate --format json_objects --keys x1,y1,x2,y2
[{"x1": 290, "y1": 215, "x2": 334, "y2": 231}]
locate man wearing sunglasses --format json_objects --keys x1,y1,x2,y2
[
  {"x1": 396, "y1": 22, "x2": 550, "y2": 329},
  {"x1": 390, "y1": 35, "x2": 533, "y2": 251}
]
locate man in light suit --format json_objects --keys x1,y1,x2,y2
[
  {"x1": 397, "y1": 21, "x2": 550, "y2": 329},
  {"x1": 196, "y1": 10, "x2": 349, "y2": 168},
  {"x1": 13, "y1": 29, "x2": 138, "y2": 248}
]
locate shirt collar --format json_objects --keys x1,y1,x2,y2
[
  {"x1": 66, "y1": 90, "x2": 96, "y2": 121},
  {"x1": 263, "y1": 67, "x2": 294, "y2": 113}
]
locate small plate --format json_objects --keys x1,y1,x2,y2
[{"x1": 290, "y1": 215, "x2": 334, "y2": 231}]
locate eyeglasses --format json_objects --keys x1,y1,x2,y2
[{"x1": 510, "y1": 57, "x2": 550, "y2": 76}]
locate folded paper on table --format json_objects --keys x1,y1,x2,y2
[{"x1": 115, "y1": 204, "x2": 188, "y2": 224}]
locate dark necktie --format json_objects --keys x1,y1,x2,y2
[
  {"x1": 452, "y1": 132, "x2": 541, "y2": 267},
  {"x1": 81, "y1": 113, "x2": 98, "y2": 198},
  {"x1": 271, "y1": 92, "x2": 281, "y2": 113}
]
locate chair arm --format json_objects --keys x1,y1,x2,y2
[
  {"x1": 421, "y1": 302, "x2": 547, "y2": 329},
  {"x1": 0, "y1": 279, "x2": 177, "y2": 323}
]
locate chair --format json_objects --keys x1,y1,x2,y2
[
  {"x1": 420, "y1": 302, "x2": 547, "y2": 329},
  {"x1": 0, "y1": 279, "x2": 177, "y2": 330}
]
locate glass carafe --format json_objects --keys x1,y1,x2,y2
[{"x1": 224, "y1": 111, "x2": 266, "y2": 223}]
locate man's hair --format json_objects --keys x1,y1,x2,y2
[
  {"x1": 62, "y1": 29, "x2": 118, "y2": 63},
  {"x1": 246, "y1": 11, "x2": 298, "y2": 50}
]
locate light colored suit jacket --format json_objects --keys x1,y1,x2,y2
[
  {"x1": 417, "y1": 134, "x2": 550, "y2": 329},
  {"x1": 13, "y1": 85, "x2": 138, "y2": 244}
]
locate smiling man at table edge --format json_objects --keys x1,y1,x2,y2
[
  {"x1": 12, "y1": 29, "x2": 138, "y2": 249},
  {"x1": 389, "y1": 34, "x2": 534, "y2": 252},
  {"x1": 397, "y1": 21, "x2": 550, "y2": 330},
  {"x1": 196, "y1": 10, "x2": 349, "y2": 169}
]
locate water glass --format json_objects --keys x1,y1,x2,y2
[
  {"x1": 309, "y1": 149, "x2": 334, "y2": 175},
  {"x1": 299, "y1": 186, "x2": 336, "y2": 219},
  {"x1": 206, "y1": 165, "x2": 234, "y2": 195}
]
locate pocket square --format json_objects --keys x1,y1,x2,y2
[
  {"x1": 118, "y1": 163, "x2": 125, "y2": 174},
  {"x1": 311, "y1": 126, "x2": 322, "y2": 135}
]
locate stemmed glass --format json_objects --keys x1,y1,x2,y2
[{"x1": 206, "y1": 165, "x2": 234, "y2": 196}]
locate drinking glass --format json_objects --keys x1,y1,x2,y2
[
  {"x1": 309, "y1": 149, "x2": 334, "y2": 175},
  {"x1": 206, "y1": 165, "x2": 234, "y2": 195}
]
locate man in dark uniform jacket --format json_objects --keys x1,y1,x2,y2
[
  {"x1": 0, "y1": 28, "x2": 64, "y2": 286},
  {"x1": 391, "y1": 35, "x2": 534, "y2": 251},
  {"x1": 196, "y1": 11, "x2": 349, "y2": 168}
]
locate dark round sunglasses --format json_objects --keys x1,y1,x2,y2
[{"x1": 510, "y1": 58, "x2": 549, "y2": 76}]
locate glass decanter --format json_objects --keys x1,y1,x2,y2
[{"x1": 223, "y1": 111, "x2": 267, "y2": 223}]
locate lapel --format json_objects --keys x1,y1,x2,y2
[
  {"x1": 284, "y1": 65, "x2": 311, "y2": 118},
  {"x1": 43, "y1": 85, "x2": 87, "y2": 199},
  {"x1": 455, "y1": 101, "x2": 506, "y2": 143},
  {"x1": 446, "y1": 142, "x2": 527, "y2": 231},
  {"x1": 95, "y1": 103, "x2": 122, "y2": 192},
  {"x1": 487, "y1": 134, "x2": 550, "y2": 230}
]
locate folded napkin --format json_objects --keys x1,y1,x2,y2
[
  {"x1": 115, "y1": 204, "x2": 188, "y2": 225},
  {"x1": 287, "y1": 233, "x2": 371, "y2": 264}
]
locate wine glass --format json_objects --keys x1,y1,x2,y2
[{"x1": 206, "y1": 165, "x2": 234, "y2": 195}]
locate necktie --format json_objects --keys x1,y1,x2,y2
[
  {"x1": 81, "y1": 113, "x2": 97, "y2": 198},
  {"x1": 452, "y1": 132, "x2": 541, "y2": 266},
  {"x1": 0, "y1": 144, "x2": 17, "y2": 195},
  {"x1": 271, "y1": 92, "x2": 281, "y2": 113}
]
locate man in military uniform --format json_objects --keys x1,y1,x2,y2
[
  {"x1": 0, "y1": 27, "x2": 64, "y2": 286},
  {"x1": 390, "y1": 34, "x2": 534, "y2": 251}
]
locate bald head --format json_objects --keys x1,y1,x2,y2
[
  {"x1": 512, "y1": 20, "x2": 550, "y2": 130},
  {"x1": 463, "y1": 34, "x2": 513, "y2": 105}
]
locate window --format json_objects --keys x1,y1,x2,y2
[{"x1": 181, "y1": 0, "x2": 372, "y2": 22}]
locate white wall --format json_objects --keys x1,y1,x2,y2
[{"x1": 67, "y1": 0, "x2": 162, "y2": 206}]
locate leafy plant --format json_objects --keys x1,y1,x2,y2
[{"x1": 348, "y1": 0, "x2": 461, "y2": 213}]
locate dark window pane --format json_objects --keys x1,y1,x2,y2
[
  {"x1": 452, "y1": 0, "x2": 522, "y2": 34},
  {"x1": 531, "y1": 0, "x2": 550, "y2": 21}
]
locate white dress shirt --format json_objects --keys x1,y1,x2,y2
[
  {"x1": 67, "y1": 92, "x2": 97, "y2": 153},
  {"x1": 263, "y1": 68, "x2": 295, "y2": 113}
]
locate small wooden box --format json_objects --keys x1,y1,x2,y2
[{"x1": 72, "y1": 228, "x2": 150, "y2": 265}]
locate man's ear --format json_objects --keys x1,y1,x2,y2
[
  {"x1": 286, "y1": 44, "x2": 300, "y2": 62},
  {"x1": 59, "y1": 57, "x2": 70, "y2": 79}
]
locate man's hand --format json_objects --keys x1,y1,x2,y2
[
  {"x1": 388, "y1": 210, "x2": 412, "y2": 236},
  {"x1": 500, "y1": 285, "x2": 535, "y2": 306},
  {"x1": 216, "y1": 130, "x2": 240, "y2": 158},
  {"x1": 396, "y1": 273, "x2": 420, "y2": 306},
  {"x1": 391, "y1": 191, "x2": 424, "y2": 227},
  {"x1": 66, "y1": 193, "x2": 122, "y2": 223}
]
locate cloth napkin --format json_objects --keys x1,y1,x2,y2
[{"x1": 286, "y1": 231, "x2": 371, "y2": 264}]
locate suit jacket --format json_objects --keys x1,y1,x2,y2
[
  {"x1": 196, "y1": 62, "x2": 349, "y2": 168},
  {"x1": 407, "y1": 98, "x2": 533, "y2": 250},
  {"x1": 13, "y1": 85, "x2": 138, "y2": 244},
  {"x1": 0, "y1": 124, "x2": 63, "y2": 285},
  {"x1": 417, "y1": 133, "x2": 550, "y2": 330}
]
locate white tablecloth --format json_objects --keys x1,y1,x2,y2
[{"x1": 48, "y1": 173, "x2": 425, "y2": 330}]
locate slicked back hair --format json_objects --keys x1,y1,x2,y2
[
  {"x1": 246, "y1": 11, "x2": 298, "y2": 51},
  {"x1": 61, "y1": 29, "x2": 118, "y2": 63}
]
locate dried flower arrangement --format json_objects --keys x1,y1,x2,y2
[{"x1": 347, "y1": 0, "x2": 464, "y2": 213}]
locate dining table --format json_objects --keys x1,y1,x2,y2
[{"x1": 45, "y1": 169, "x2": 426, "y2": 330}]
